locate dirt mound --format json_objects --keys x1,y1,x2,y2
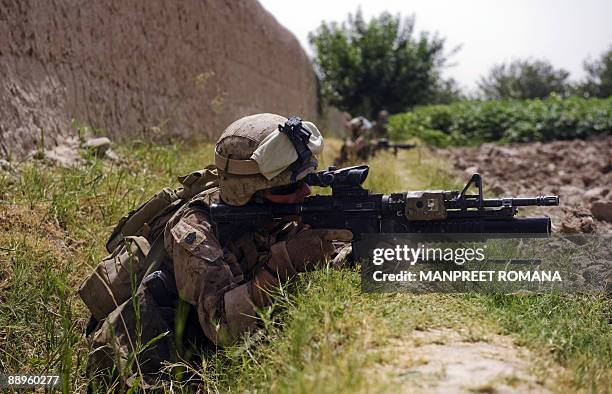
[
  {"x1": 443, "y1": 136, "x2": 612, "y2": 233},
  {"x1": 0, "y1": 0, "x2": 317, "y2": 159}
]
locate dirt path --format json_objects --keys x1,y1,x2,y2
[{"x1": 382, "y1": 328, "x2": 554, "y2": 393}]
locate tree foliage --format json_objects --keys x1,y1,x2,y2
[
  {"x1": 477, "y1": 59, "x2": 570, "y2": 100},
  {"x1": 578, "y1": 46, "x2": 612, "y2": 98},
  {"x1": 308, "y1": 10, "x2": 454, "y2": 118},
  {"x1": 429, "y1": 78, "x2": 464, "y2": 105}
]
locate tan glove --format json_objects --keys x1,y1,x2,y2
[
  {"x1": 250, "y1": 228, "x2": 352, "y2": 307},
  {"x1": 285, "y1": 228, "x2": 353, "y2": 272}
]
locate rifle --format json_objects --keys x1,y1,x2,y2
[
  {"x1": 210, "y1": 165, "x2": 559, "y2": 244},
  {"x1": 374, "y1": 138, "x2": 416, "y2": 155}
]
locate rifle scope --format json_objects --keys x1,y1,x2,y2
[{"x1": 305, "y1": 165, "x2": 369, "y2": 188}]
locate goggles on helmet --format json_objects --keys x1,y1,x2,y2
[
  {"x1": 278, "y1": 116, "x2": 318, "y2": 182},
  {"x1": 215, "y1": 116, "x2": 323, "y2": 181}
]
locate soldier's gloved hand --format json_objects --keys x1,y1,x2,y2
[
  {"x1": 253, "y1": 228, "x2": 353, "y2": 307},
  {"x1": 285, "y1": 228, "x2": 353, "y2": 272}
]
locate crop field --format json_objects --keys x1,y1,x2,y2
[{"x1": 388, "y1": 96, "x2": 612, "y2": 147}]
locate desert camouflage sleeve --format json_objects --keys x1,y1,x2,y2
[{"x1": 164, "y1": 207, "x2": 286, "y2": 346}]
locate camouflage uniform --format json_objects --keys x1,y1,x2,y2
[
  {"x1": 336, "y1": 116, "x2": 372, "y2": 166},
  {"x1": 164, "y1": 187, "x2": 298, "y2": 346},
  {"x1": 86, "y1": 114, "x2": 352, "y2": 388},
  {"x1": 372, "y1": 110, "x2": 389, "y2": 139}
]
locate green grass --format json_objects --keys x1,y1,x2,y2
[
  {"x1": 0, "y1": 139, "x2": 610, "y2": 392},
  {"x1": 184, "y1": 269, "x2": 499, "y2": 393},
  {"x1": 482, "y1": 293, "x2": 611, "y2": 392},
  {"x1": 0, "y1": 141, "x2": 212, "y2": 392}
]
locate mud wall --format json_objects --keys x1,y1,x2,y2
[{"x1": 0, "y1": 0, "x2": 318, "y2": 159}]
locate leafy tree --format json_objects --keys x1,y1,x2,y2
[
  {"x1": 308, "y1": 10, "x2": 455, "y2": 118},
  {"x1": 430, "y1": 77, "x2": 464, "y2": 104},
  {"x1": 577, "y1": 46, "x2": 612, "y2": 98},
  {"x1": 477, "y1": 59, "x2": 569, "y2": 100}
]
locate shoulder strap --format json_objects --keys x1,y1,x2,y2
[
  {"x1": 106, "y1": 167, "x2": 219, "y2": 253},
  {"x1": 140, "y1": 233, "x2": 169, "y2": 281}
]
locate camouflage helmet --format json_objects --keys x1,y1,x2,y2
[
  {"x1": 349, "y1": 116, "x2": 372, "y2": 134},
  {"x1": 215, "y1": 113, "x2": 324, "y2": 206}
]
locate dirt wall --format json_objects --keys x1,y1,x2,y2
[{"x1": 0, "y1": 0, "x2": 318, "y2": 159}]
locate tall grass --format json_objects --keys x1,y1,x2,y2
[
  {"x1": 0, "y1": 141, "x2": 211, "y2": 391},
  {"x1": 483, "y1": 293, "x2": 611, "y2": 391}
]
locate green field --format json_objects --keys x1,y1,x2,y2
[
  {"x1": 0, "y1": 140, "x2": 610, "y2": 392},
  {"x1": 388, "y1": 95, "x2": 612, "y2": 147}
]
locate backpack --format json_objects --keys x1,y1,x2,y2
[{"x1": 78, "y1": 166, "x2": 219, "y2": 322}]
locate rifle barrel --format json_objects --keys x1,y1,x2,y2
[{"x1": 446, "y1": 196, "x2": 559, "y2": 209}]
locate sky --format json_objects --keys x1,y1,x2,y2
[{"x1": 259, "y1": 0, "x2": 612, "y2": 93}]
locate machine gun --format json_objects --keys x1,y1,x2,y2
[
  {"x1": 373, "y1": 138, "x2": 416, "y2": 155},
  {"x1": 210, "y1": 165, "x2": 559, "y2": 243}
]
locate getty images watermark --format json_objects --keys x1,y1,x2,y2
[
  {"x1": 371, "y1": 243, "x2": 560, "y2": 283},
  {"x1": 355, "y1": 234, "x2": 611, "y2": 293}
]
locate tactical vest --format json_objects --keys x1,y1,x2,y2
[{"x1": 79, "y1": 166, "x2": 219, "y2": 323}]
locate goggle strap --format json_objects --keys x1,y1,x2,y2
[{"x1": 279, "y1": 117, "x2": 315, "y2": 181}]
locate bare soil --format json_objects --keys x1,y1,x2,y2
[
  {"x1": 442, "y1": 136, "x2": 612, "y2": 234},
  {"x1": 381, "y1": 329, "x2": 558, "y2": 393}
]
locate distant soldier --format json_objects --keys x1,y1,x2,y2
[
  {"x1": 372, "y1": 110, "x2": 389, "y2": 139},
  {"x1": 335, "y1": 116, "x2": 373, "y2": 166},
  {"x1": 83, "y1": 114, "x2": 352, "y2": 388},
  {"x1": 341, "y1": 111, "x2": 352, "y2": 133}
]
